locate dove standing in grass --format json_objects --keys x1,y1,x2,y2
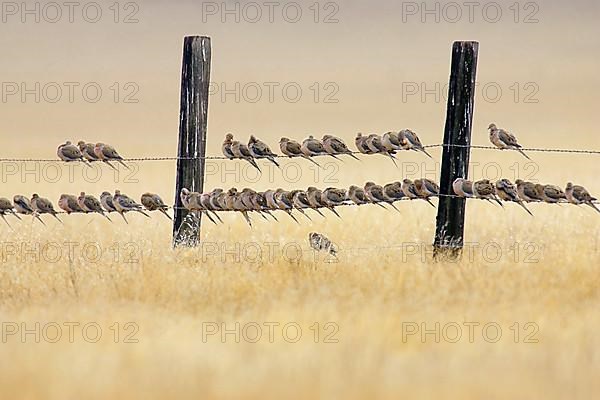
[
  {"x1": 400, "y1": 129, "x2": 432, "y2": 158},
  {"x1": 322, "y1": 135, "x2": 360, "y2": 160},
  {"x1": 566, "y1": 182, "x2": 600, "y2": 213},
  {"x1": 515, "y1": 180, "x2": 543, "y2": 202},
  {"x1": 495, "y1": 179, "x2": 533, "y2": 216},
  {"x1": 414, "y1": 179, "x2": 438, "y2": 207},
  {"x1": 31, "y1": 194, "x2": 63, "y2": 224},
  {"x1": 141, "y1": 193, "x2": 172, "y2": 220},
  {"x1": 58, "y1": 194, "x2": 85, "y2": 214},
  {"x1": 488, "y1": 123, "x2": 530, "y2": 160},
  {"x1": 231, "y1": 138, "x2": 261, "y2": 173},
  {"x1": 78, "y1": 192, "x2": 112, "y2": 221},
  {"x1": 537, "y1": 184, "x2": 567, "y2": 204},
  {"x1": 77, "y1": 141, "x2": 100, "y2": 163},
  {"x1": 94, "y1": 143, "x2": 129, "y2": 170},
  {"x1": 452, "y1": 178, "x2": 474, "y2": 198},
  {"x1": 473, "y1": 180, "x2": 503, "y2": 207},
  {"x1": 309, "y1": 232, "x2": 338, "y2": 258},
  {"x1": 248, "y1": 135, "x2": 280, "y2": 168},
  {"x1": 57, "y1": 141, "x2": 89, "y2": 166},
  {"x1": 113, "y1": 190, "x2": 150, "y2": 219}
]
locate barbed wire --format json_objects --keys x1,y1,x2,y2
[{"x1": 1, "y1": 143, "x2": 600, "y2": 163}]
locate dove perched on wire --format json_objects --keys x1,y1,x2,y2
[
  {"x1": 365, "y1": 134, "x2": 397, "y2": 166},
  {"x1": 279, "y1": 137, "x2": 321, "y2": 168},
  {"x1": 294, "y1": 189, "x2": 324, "y2": 218},
  {"x1": 322, "y1": 135, "x2": 359, "y2": 161},
  {"x1": 473, "y1": 180, "x2": 503, "y2": 207},
  {"x1": 495, "y1": 179, "x2": 533, "y2": 216},
  {"x1": 414, "y1": 179, "x2": 438, "y2": 207},
  {"x1": 355, "y1": 133, "x2": 373, "y2": 155},
  {"x1": 94, "y1": 143, "x2": 129, "y2": 170},
  {"x1": 488, "y1": 124, "x2": 530, "y2": 160},
  {"x1": 309, "y1": 232, "x2": 338, "y2": 258},
  {"x1": 566, "y1": 182, "x2": 600, "y2": 214},
  {"x1": 348, "y1": 185, "x2": 369, "y2": 205},
  {"x1": 248, "y1": 135, "x2": 280, "y2": 168},
  {"x1": 401, "y1": 179, "x2": 420, "y2": 200},
  {"x1": 141, "y1": 192, "x2": 172, "y2": 220},
  {"x1": 58, "y1": 194, "x2": 85, "y2": 214},
  {"x1": 364, "y1": 182, "x2": 394, "y2": 210},
  {"x1": 77, "y1": 141, "x2": 100, "y2": 163},
  {"x1": 400, "y1": 129, "x2": 432, "y2": 158},
  {"x1": 0, "y1": 197, "x2": 21, "y2": 228},
  {"x1": 515, "y1": 180, "x2": 543, "y2": 202},
  {"x1": 113, "y1": 190, "x2": 150, "y2": 220},
  {"x1": 230, "y1": 139, "x2": 262, "y2": 173},
  {"x1": 57, "y1": 141, "x2": 89, "y2": 167},
  {"x1": 536, "y1": 184, "x2": 567, "y2": 204},
  {"x1": 321, "y1": 188, "x2": 346, "y2": 218},
  {"x1": 382, "y1": 131, "x2": 404, "y2": 152},
  {"x1": 270, "y1": 188, "x2": 299, "y2": 223},
  {"x1": 302, "y1": 135, "x2": 337, "y2": 160},
  {"x1": 452, "y1": 178, "x2": 474, "y2": 198},
  {"x1": 31, "y1": 194, "x2": 63, "y2": 224},
  {"x1": 78, "y1": 192, "x2": 112, "y2": 221},
  {"x1": 13, "y1": 195, "x2": 45, "y2": 225}
]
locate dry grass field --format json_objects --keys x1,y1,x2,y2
[{"x1": 1, "y1": 151, "x2": 600, "y2": 399}]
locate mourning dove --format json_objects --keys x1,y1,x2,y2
[
  {"x1": 31, "y1": 194, "x2": 63, "y2": 224},
  {"x1": 365, "y1": 181, "x2": 394, "y2": 210},
  {"x1": 248, "y1": 135, "x2": 280, "y2": 168},
  {"x1": 401, "y1": 179, "x2": 419, "y2": 199},
  {"x1": 365, "y1": 134, "x2": 397, "y2": 166},
  {"x1": 58, "y1": 194, "x2": 85, "y2": 214},
  {"x1": 400, "y1": 129, "x2": 432, "y2": 158},
  {"x1": 496, "y1": 179, "x2": 533, "y2": 216},
  {"x1": 413, "y1": 179, "x2": 438, "y2": 207},
  {"x1": 240, "y1": 188, "x2": 268, "y2": 221},
  {"x1": 57, "y1": 141, "x2": 89, "y2": 167},
  {"x1": 355, "y1": 133, "x2": 373, "y2": 154},
  {"x1": 382, "y1": 131, "x2": 403, "y2": 152},
  {"x1": 0, "y1": 197, "x2": 21, "y2": 228},
  {"x1": 383, "y1": 181, "x2": 405, "y2": 210},
  {"x1": 141, "y1": 192, "x2": 172, "y2": 220},
  {"x1": 321, "y1": 188, "x2": 347, "y2": 212},
  {"x1": 279, "y1": 137, "x2": 321, "y2": 168},
  {"x1": 295, "y1": 188, "x2": 324, "y2": 218},
  {"x1": 13, "y1": 195, "x2": 45, "y2": 225},
  {"x1": 290, "y1": 190, "x2": 313, "y2": 221},
  {"x1": 452, "y1": 178, "x2": 474, "y2": 198},
  {"x1": 302, "y1": 135, "x2": 337, "y2": 160},
  {"x1": 536, "y1": 184, "x2": 567, "y2": 204},
  {"x1": 100, "y1": 191, "x2": 127, "y2": 222},
  {"x1": 78, "y1": 192, "x2": 112, "y2": 221},
  {"x1": 348, "y1": 185, "x2": 369, "y2": 205},
  {"x1": 94, "y1": 143, "x2": 129, "y2": 170},
  {"x1": 252, "y1": 191, "x2": 278, "y2": 221},
  {"x1": 181, "y1": 188, "x2": 217, "y2": 225},
  {"x1": 204, "y1": 189, "x2": 225, "y2": 223},
  {"x1": 322, "y1": 135, "x2": 360, "y2": 160},
  {"x1": 231, "y1": 139, "x2": 261, "y2": 173},
  {"x1": 222, "y1": 133, "x2": 236, "y2": 159},
  {"x1": 226, "y1": 188, "x2": 252, "y2": 227},
  {"x1": 272, "y1": 188, "x2": 299, "y2": 223},
  {"x1": 473, "y1": 179, "x2": 503, "y2": 207},
  {"x1": 566, "y1": 182, "x2": 600, "y2": 213},
  {"x1": 77, "y1": 141, "x2": 100, "y2": 162},
  {"x1": 488, "y1": 123, "x2": 530, "y2": 160},
  {"x1": 515, "y1": 180, "x2": 542, "y2": 202},
  {"x1": 113, "y1": 190, "x2": 150, "y2": 219}
]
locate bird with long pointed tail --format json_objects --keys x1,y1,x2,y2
[
  {"x1": 400, "y1": 129, "x2": 432, "y2": 158},
  {"x1": 181, "y1": 188, "x2": 217, "y2": 225},
  {"x1": 77, "y1": 141, "x2": 100, "y2": 163},
  {"x1": 239, "y1": 188, "x2": 268, "y2": 222},
  {"x1": 290, "y1": 190, "x2": 314, "y2": 221},
  {"x1": 536, "y1": 184, "x2": 567, "y2": 204},
  {"x1": 100, "y1": 191, "x2": 126, "y2": 223},
  {"x1": 248, "y1": 135, "x2": 280, "y2": 168},
  {"x1": 488, "y1": 123, "x2": 530, "y2": 160},
  {"x1": 302, "y1": 135, "x2": 336, "y2": 160},
  {"x1": 222, "y1": 134, "x2": 236, "y2": 160},
  {"x1": 473, "y1": 180, "x2": 503, "y2": 207},
  {"x1": 453, "y1": 178, "x2": 474, "y2": 198},
  {"x1": 94, "y1": 143, "x2": 129, "y2": 170},
  {"x1": 269, "y1": 189, "x2": 298, "y2": 223},
  {"x1": 515, "y1": 180, "x2": 543, "y2": 202},
  {"x1": 321, "y1": 188, "x2": 346, "y2": 217},
  {"x1": 306, "y1": 187, "x2": 329, "y2": 218},
  {"x1": 365, "y1": 134, "x2": 397, "y2": 166},
  {"x1": 31, "y1": 194, "x2": 63, "y2": 224},
  {"x1": 496, "y1": 179, "x2": 533, "y2": 216},
  {"x1": 0, "y1": 197, "x2": 21, "y2": 228},
  {"x1": 401, "y1": 179, "x2": 419, "y2": 200},
  {"x1": 414, "y1": 179, "x2": 438, "y2": 207},
  {"x1": 355, "y1": 133, "x2": 373, "y2": 155},
  {"x1": 348, "y1": 185, "x2": 369, "y2": 205},
  {"x1": 228, "y1": 188, "x2": 252, "y2": 227},
  {"x1": 566, "y1": 182, "x2": 600, "y2": 214},
  {"x1": 383, "y1": 181, "x2": 405, "y2": 208},
  {"x1": 231, "y1": 137, "x2": 261, "y2": 173},
  {"x1": 201, "y1": 190, "x2": 224, "y2": 223},
  {"x1": 251, "y1": 191, "x2": 278, "y2": 221},
  {"x1": 280, "y1": 137, "x2": 321, "y2": 168},
  {"x1": 382, "y1": 132, "x2": 403, "y2": 152},
  {"x1": 13, "y1": 195, "x2": 45, "y2": 225},
  {"x1": 364, "y1": 181, "x2": 391, "y2": 210},
  {"x1": 113, "y1": 190, "x2": 150, "y2": 220},
  {"x1": 78, "y1": 192, "x2": 112, "y2": 221},
  {"x1": 322, "y1": 135, "x2": 360, "y2": 160},
  {"x1": 57, "y1": 141, "x2": 89, "y2": 167},
  {"x1": 58, "y1": 194, "x2": 85, "y2": 214},
  {"x1": 141, "y1": 192, "x2": 172, "y2": 220}
]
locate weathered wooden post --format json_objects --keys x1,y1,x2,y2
[
  {"x1": 434, "y1": 41, "x2": 479, "y2": 257},
  {"x1": 173, "y1": 36, "x2": 211, "y2": 247}
]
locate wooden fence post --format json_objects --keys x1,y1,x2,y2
[
  {"x1": 433, "y1": 41, "x2": 479, "y2": 257},
  {"x1": 173, "y1": 36, "x2": 211, "y2": 247}
]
